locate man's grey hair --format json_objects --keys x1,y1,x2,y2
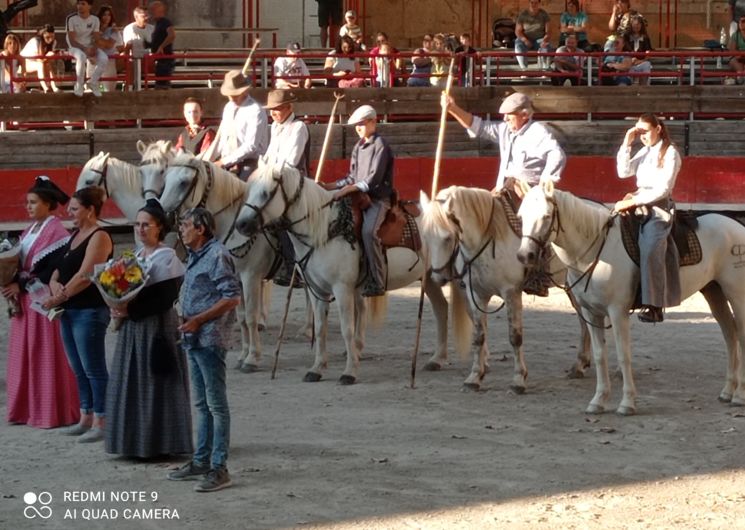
[{"x1": 181, "y1": 207, "x2": 216, "y2": 239}]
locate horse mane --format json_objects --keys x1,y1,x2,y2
[
  {"x1": 254, "y1": 164, "x2": 333, "y2": 248},
  {"x1": 140, "y1": 140, "x2": 174, "y2": 167},
  {"x1": 422, "y1": 188, "x2": 457, "y2": 236},
  {"x1": 437, "y1": 186, "x2": 510, "y2": 248},
  {"x1": 170, "y1": 152, "x2": 248, "y2": 209},
  {"x1": 103, "y1": 156, "x2": 141, "y2": 192},
  {"x1": 554, "y1": 189, "x2": 612, "y2": 240}
]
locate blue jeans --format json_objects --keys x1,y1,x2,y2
[
  {"x1": 514, "y1": 38, "x2": 553, "y2": 69},
  {"x1": 187, "y1": 345, "x2": 230, "y2": 470},
  {"x1": 60, "y1": 307, "x2": 110, "y2": 416}
]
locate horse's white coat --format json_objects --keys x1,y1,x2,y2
[
  {"x1": 518, "y1": 181, "x2": 745, "y2": 415},
  {"x1": 77, "y1": 152, "x2": 144, "y2": 220}
]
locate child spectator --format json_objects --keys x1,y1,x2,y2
[
  {"x1": 430, "y1": 33, "x2": 451, "y2": 87},
  {"x1": 274, "y1": 42, "x2": 312, "y2": 89},
  {"x1": 1, "y1": 32, "x2": 26, "y2": 93},
  {"x1": 339, "y1": 10, "x2": 362, "y2": 41},
  {"x1": 454, "y1": 32, "x2": 478, "y2": 87}
]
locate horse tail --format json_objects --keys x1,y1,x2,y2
[
  {"x1": 450, "y1": 281, "x2": 472, "y2": 360},
  {"x1": 367, "y1": 293, "x2": 388, "y2": 329}
]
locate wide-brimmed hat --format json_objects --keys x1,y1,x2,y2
[
  {"x1": 28, "y1": 175, "x2": 69, "y2": 206},
  {"x1": 264, "y1": 90, "x2": 297, "y2": 109},
  {"x1": 498, "y1": 92, "x2": 532, "y2": 114},
  {"x1": 348, "y1": 104, "x2": 377, "y2": 125},
  {"x1": 220, "y1": 70, "x2": 251, "y2": 97}
]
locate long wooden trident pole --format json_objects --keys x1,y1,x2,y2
[
  {"x1": 314, "y1": 91, "x2": 345, "y2": 182},
  {"x1": 199, "y1": 38, "x2": 261, "y2": 162},
  {"x1": 410, "y1": 58, "x2": 456, "y2": 390}
]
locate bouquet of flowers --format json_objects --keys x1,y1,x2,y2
[
  {"x1": 0, "y1": 238, "x2": 22, "y2": 317},
  {"x1": 91, "y1": 250, "x2": 149, "y2": 330}
]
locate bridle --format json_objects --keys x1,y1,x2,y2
[
  {"x1": 139, "y1": 159, "x2": 167, "y2": 199},
  {"x1": 85, "y1": 156, "x2": 111, "y2": 198},
  {"x1": 165, "y1": 159, "x2": 214, "y2": 214}
]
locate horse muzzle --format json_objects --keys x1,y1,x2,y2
[
  {"x1": 236, "y1": 211, "x2": 261, "y2": 237},
  {"x1": 517, "y1": 238, "x2": 540, "y2": 267}
]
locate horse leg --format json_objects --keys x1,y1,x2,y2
[
  {"x1": 724, "y1": 296, "x2": 745, "y2": 406},
  {"x1": 565, "y1": 289, "x2": 592, "y2": 378},
  {"x1": 700, "y1": 282, "x2": 738, "y2": 403},
  {"x1": 259, "y1": 280, "x2": 271, "y2": 331},
  {"x1": 354, "y1": 291, "x2": 366, "y2": 354},
  {"x1": 239, "y1": 273, "x2": 263, "y2": 373},
  {"x1": 297, "y1": 288, "x2": 314, "y2": 339},
  {"x1": 304, "y1": 297, "x2": 329, "y2": 382},
  {"x1": 337, "y1": 286, "x2": 361, "y2": 385},
  {"x1": 423, "y1": 279, "x2": 449, "y2": 370},
  {"x1": 585, "y1": 308, "x2": 611, "y2": 414},
  {"x1": 234, "y1": 295, "x2": 249, "y2": 370},
  {"x1": 505, "y1": 290, "x2": 527, "y2": 394},
  {"x1": 608, "y1": 308, "x2": 636, "y2": 415},
  {"x1": 463, "y1": 290, "x2": 489, "y2": 390}
]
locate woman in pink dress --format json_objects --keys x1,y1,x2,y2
[{"x1": 3, "y1": 176, "x2": 79, "y2": 428}]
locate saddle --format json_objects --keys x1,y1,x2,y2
[
  {"x1": 620, "y1": 209, "x2": 702, "y2": 267},
  {"x1": 348, "y1": 190, "x2": 422, "y2": 252}
]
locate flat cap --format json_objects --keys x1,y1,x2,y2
[
  {"x1": 348, "y1": 104, "x2": 377, "y2": 125},
  {"x1": 498, "y1": 92, "x2": 532, "y2": 114}
]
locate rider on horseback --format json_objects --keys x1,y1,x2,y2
[
  {"x1": 322, "y1": 105, "x2": 394, "y2": 297},
  {"x1": 441, "y1": 91, "x2": 566, "y2": 296},
  {"x1": 613, "y1": 113, "x2": 682, "y2": 323}
]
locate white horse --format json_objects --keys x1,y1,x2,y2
[
  {"x1": 137, "y1": 139, "x2": 177, "y2": 200},
  {"x1": 157, "y1": 152, "x2": 311, "y2": 372},
  {"x1": 420, "y1": 186, "x2": 590, "y2": 392},
  {"x1": 234, "y1": 163, "x2": 450, "y2": 385},
  {"x1": 517, "y1": 180, "x2": 745, "y2": 415},
  {"x1": 77, "y1": 151, "x2": 145, "y2": 220}
]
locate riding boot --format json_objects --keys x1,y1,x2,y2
[{"x1": 638, "y1": 305, "x2": 663, "y2": 323}]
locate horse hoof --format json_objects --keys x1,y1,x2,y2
[
  {"x1": 233, "y1": 360, "x2": 245, "y2": 370},
  {"x1": 303, "y1": 372, "x2": 322, "y2": 383},
  {"x1": 338, "y1": 374, "x2": 356, "y2": 385},
  {"x1": 424, "y1": 361, "x2": 442, "y2": 372},
  {"x1": 239, "y1": 363, "x2": 259, "y2": 374},
  {"x1": 729, "y1": 397, "x2": 745, "y2": 407},
  {"x1": 258, "y1": 323, "x2": 266, "y2": 332},
  {"x1": 566, "y1": 368, "x2": 585, "y2": 379},
  {"x1": 462, "y1": 382, "x2": 480, "y2": 392},
  {"x1": 719, "y1": 393, "x2": 733, "y2": 403},
  {"x1": 616, "y1": 405, "x2": 636, "y2": 416},
  {"x1": 585, "y1": 404, "x2": 605, "y2": 415},
  {"x1": 509, "y1": 384, "x2": 526, "y2": 395}
]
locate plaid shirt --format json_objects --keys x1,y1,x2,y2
[{"x1": 180, "y1": 238, "x2": 241, "y2": 350}]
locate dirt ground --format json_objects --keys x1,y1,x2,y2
[{"x1": 2, "y1": 261, "x2": 745, "y2": 529}]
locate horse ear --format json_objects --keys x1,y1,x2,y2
[
  {"x1": 542, "y1": 179, "x2": 554, "y2": 197},
  {"x1": 163, "y1": 140, "x2": 173, "y2": 152},
  {"x1": 518, "y1": 180, "x2": 531, "y2": 197},
  {"x1": 420, "y1": 190, "x2": 430, "y2": 209},
  {"x1": 136, "y1": 140, "x2": 147, "y2": 155}
]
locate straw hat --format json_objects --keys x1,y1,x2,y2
[
  {"x1": 264, "y1": 90, "x2": 297, "y2": 109},
  {"x1": 220, "y1": 70, "x2": 252, "y2": 97}
]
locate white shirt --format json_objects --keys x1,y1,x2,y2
[
  {"x1": 467, "y1": 116, "x2": 566, "y2": 189},
  {"x1": 123, "y1": 22, "x2": 154, "y2": 58},
  {"x1": 217, "y1": 96, "x2": 269, "y2": 167},
  {"x1": 66, "y1": 13, "x2": 100, "y2": 48},
  {"x1": 617, "y1": 141, "x2": 681, "y2": 205},
  {"x1": 273, "y1": 56, "x2": 310, "y2": 89},
  {"x1": 263, "y1": 114, "x2": 310, "y2": 177}
]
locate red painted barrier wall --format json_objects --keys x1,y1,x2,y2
[{"x1": 2, "y1": 156, "x2": 743, "y2": 225}]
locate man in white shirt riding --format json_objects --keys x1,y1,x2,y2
[{"x1": 66, "y1": 0, "x2": 107, "y2": 97}]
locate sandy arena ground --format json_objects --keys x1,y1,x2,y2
[{"x1": 2, "y1": 253, "x2": 745, "y2": 529}]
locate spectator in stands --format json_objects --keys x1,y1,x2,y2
[
  {"x1": 339, "y1": 10, "x2": 362, "y2": 42},
  {"x1": 369, "y1": 32, "x2": 402, "y2": 86},
  {"x1": 1, "y1": 1, "x2": 38, "y2": 47},
  {"x1": 213, "y1": 70, "x2": 269, "y2": 180},
  {"x1": 552, "y1": 32, "x2": 584, "y2": 86},
  {"x1": 324, "y1": 35, "x2": 364, "y2": 88},
  {"x1": 606, "y1": 0, "x2": 640, "y2": 50},
  {"x1": 1, "y1": 33, "x2": 26, "y2": 93},
  {"x1": 274, "y1": 42, "x2": 312, "y2": 89},
  {"x1": 174, "y1": 97, "x2": 216, "y2": 155},
  {"x1": 21, "y1": 25, "x2": 60, "y2": 93},
  {"x1": 454, "y1": 32, "x2": 478, "y2": 87},
  {"x1": 122, "y1": 6, "x2": 153, "y2": 89},
  {"x1": 318, "y1": 0, "x2": 343, "y2": 48},
  {"x1": 726, "y1": 15, "x2": 745, "y2": 84},
  {"x1": 66, "y1": 0, "x2": 107, "y2": 97},
  {"x1": 729, "y1": 0, "x2": 745, "y2": 39},
  {"x1": 374, "y1": 42, "x2": 396, "y2": 87},
  {"x1": 95, "y1": 5, "x2": 123, "y2": 93},
  {"x1": 148, "y1": 1, "x2": 175, "y2": 89},
  {"x1": 407, "y1": 33, "x2": 433, "y2": 87},
  {"x1": 627, "y1": 14, "x2": 652, "y2": 53},
  {"x1": 559, "y1": 0, "x2": 589, "y2": 50},
  {"x1": 430, "y1": 33, "x2": 451, "y2": 87},
  {"x1": 515, "y1": 0, "x2": 553, "y2": 70},
  {"x1": 602, "y1": 34, "x2": 651, "y2": 85}
]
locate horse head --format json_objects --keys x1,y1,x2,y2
[
  {"x1": 77, "y1": 151, "x2": 111, "y2": 196},
  {"x1": 420, "y1": 188, "x2": 461, "y2": 286},
  {"x1": 517, "y1": 180, "x2": 557, "y2": 267},
  {"x1": 236, "y1": 163, "x2": 303, "y2": 237},
  {"x1": 138, "y1": 139, "x2": 176, "y2": 200},
  {"x1": 158, "y1": 153, "x2": 206, "y2": 215}
]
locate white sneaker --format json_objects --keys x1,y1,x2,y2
[
  {"x1": 563, "y1": 79, "x2": 572, "y2": 87},
  {"x1": 724, "y1": 77, "x2": 736, "y2": 85},
  {"x1": 86, "y1": 83, "x2": 102, "y2": 97},
  {"x1": 73, "y1": 83, "x2": 84, "y2": 97}
]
